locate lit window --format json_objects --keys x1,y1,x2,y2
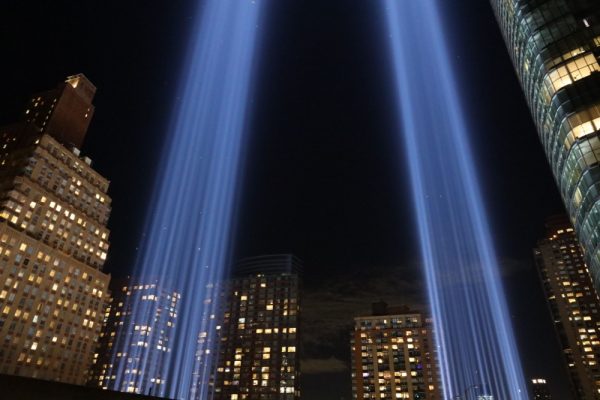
[{"x1": 547, "y1": 53, "x2": 600, "y2": 93}]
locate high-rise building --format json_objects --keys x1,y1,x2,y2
[
  {"x1": 532, "y1": 378, "x2": 552, "y2": 400},
  {"x1": 211, "y1": 254, "x2": 301, "y2": 400},
  {"x1": 490, "y1": 1, "x2": 600, "y2": 288},
  {"x1": 351, "y1": 302, "x2": 441, "y2": 400},
  {"x1": 89, "y1": 278, "x2": 180, "y2": 395},
  {"x1": 0, "y1": 74, "x2": 111, "y2": 385},
  {"x1": 534, "y1": 216, "x2": 600, "y2": 399},
  {"x1": 23, "y1": 74, "x2": 95, "y2": 149}
]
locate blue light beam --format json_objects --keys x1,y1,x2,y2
[
  {"x1": 382, "y1": 1, "x2": 528, "y2": 398},
  {"x1": 107, "y1": 1, "x2": 264, "y2": 398}
]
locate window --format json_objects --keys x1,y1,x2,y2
[{"x1": 547, "y1": 53, "x2": 600, "y2": 93}]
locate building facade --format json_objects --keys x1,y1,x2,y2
[
  {"x1": 23, "y1": 74, "x2": 95, "y2": 149},
  {"x1": 211, "y1": 254, "x2": 301, "y2": 400},
  {"x1": 490, "y1": 0, "x2": 600, "y2": 287},
  {"x1": 0, "y1": 74, "x2": 111, "y2": 384},
  {"x1": 534, "y1": 216, "x2": 600, "y2": 399},
  {"x1": 532, "y1": 377, "x2": 552, "y2": 399},
  {"x1": 351, "y1": 302, "x2": 441, "y2": 400},
  {"x1": 89, "y1": 278, "x2": 180, "y2": 395}
]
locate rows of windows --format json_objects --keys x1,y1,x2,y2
[
  {"x1": 91, "y1": 284, "x2": 180, "y2": 393},
  {"x1": 0, "y1": 180, "x2": 109, "y2": 269},
  {"x1": 213, "y1": 273, "x2": 300, "y2": 400},
  {"x1": 38, "y1": 134, "x2": 108, "y2": 193},
  {"x1": 351, "y1": 320, "x2": 438, "y2": 400},
  {"x1": 0, "y1": 226, "x2": 109, "y2": 385},
  {"x1": 491, "y1": 0, "x2": 600, "y2": 293},
  {"x1": 536, "y1": 227, "x2": 600, "y2": 396},
  {"x1": 32, "y1": 137, "x2": 110, "y2": 225}
]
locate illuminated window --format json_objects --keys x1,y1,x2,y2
[{"x1": 547, "y1": 53, "x2": 600, "y2": 93}]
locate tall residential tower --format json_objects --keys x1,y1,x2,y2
[
  {"x1": 0, "y1": 74, "x2": 111, "y2": 384},
  {"x1": 351, "y1": 302, "x2": 441, "y2": 400},
  {"x1": 212, "y1": 254, "x2": 301, "y2": 400},
  {"x1": 491, "y1": 0, "x2": 600, "y2": 288},
  {"x1": 90, "y1": 278, "x2": 180, "y2": 395},
  {"x1": 534, "y1": 216, "x2": 600, "y2": 399}
]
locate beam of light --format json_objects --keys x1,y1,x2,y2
[
  {"x1": 381, "y1": 1, "x2": 528, "y2": 398},
  {"x1": 106, "y1": 1, "x2": 265, "y2": 398}
]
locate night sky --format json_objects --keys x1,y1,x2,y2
[{"x1": 2, "y1": 1, "x2": 572, "y2": 398}]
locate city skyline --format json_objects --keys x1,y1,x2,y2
[{"x1": 2, "y1": 1, "x2": 597, "y2": 399}]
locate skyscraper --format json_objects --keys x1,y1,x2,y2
[
  {"x1": 490, "y1": 1, "x2": 600, "y2": 288},
  {"x1": 534, "y1": 216, "x2": 600, "y2": 399},
  {"x1": 532, "y1": 378, "x2": 552, "y2": 400},
  {"x1": 211, "y1": 254, "x2": 301, "y2": 400},
  {"x1": 351, "y1": 302, "x2": 441, "y2": 400},
  {"x1": 0, "y1": 74, "x2": 111, "y2": 385},
  {"x1": 89, "y1": 278, "x2": 180, "y2": 395},
  {"x1": 23, "y1": 74, "x2": 95, "y2": 149}
]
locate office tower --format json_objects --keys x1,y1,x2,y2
[
  {"x1": 490, "y1": 1, "x2": 600, "y2": 287},
  {"x1": 0, "y1": 74, "x2": 111, "y2": 385},
  {"x1": 351, "y1": 302, "x2": 441, "y2": 400},
  {"x1": 534, "y1": 216, "x2": 600, "y2": 399},
  {"x1": 212, "y1": 254, "x2": 301, "y2": 400},
  {"x1": 89, "y1": 278, "x2": 180, "y2": 395},
  {"x1": 23, "y1": 74, "x2": 95, "y2": 149},
  {"x1": 532, "y1": 378, "x2": 552, "y2": 400}
]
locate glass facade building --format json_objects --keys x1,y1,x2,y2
[
  {"x1": 534, "y1": 216, "x2": 600, "y2": 399},
  {"x1": 491, "y1": 0, "x2": 600, "y2": 287}
]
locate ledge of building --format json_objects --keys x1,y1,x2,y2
[{"x1": 0, "y1": 374, "x2": 167, "y2": 400}]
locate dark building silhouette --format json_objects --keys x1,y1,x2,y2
[
  {"x1": 0, "y1": 373, "x2": 163, "y2": 400},
  {"x1": 531, "y1": 378, "x2": 552, "y2": 400}
]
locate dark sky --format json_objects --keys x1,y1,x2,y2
[{"x1": 1, "y1": 1, "x2": 571, "y2": 398}]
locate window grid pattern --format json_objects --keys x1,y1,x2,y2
[
  {"x1": 0, "y1": 128, "x2": 111, "y2": 385},
  {"x1": 212, "y1": 271, "x2": 300, "y2": 400},
  {"x1": 351, "y1": 313, "x2": 441, "y2": 400},
  {"x1": 535, "y1": 223, "x2": 600, "y2": 399},
  {"x1": 491, "y1": 0, "x2": 600, "y2": 295}
]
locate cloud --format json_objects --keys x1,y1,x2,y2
[
  {"x1": 301, "y1": 357, "x2": 348, "y2": 374},
  {"x1": 498, "y1": 258, "x2": 532, "y2": 277},
  {"x1": 300, "y1": 264, "x2": 425, "y2": 365},
  {"x1": 297, "y1": 259, "x2": 535, "y2": 377}
]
